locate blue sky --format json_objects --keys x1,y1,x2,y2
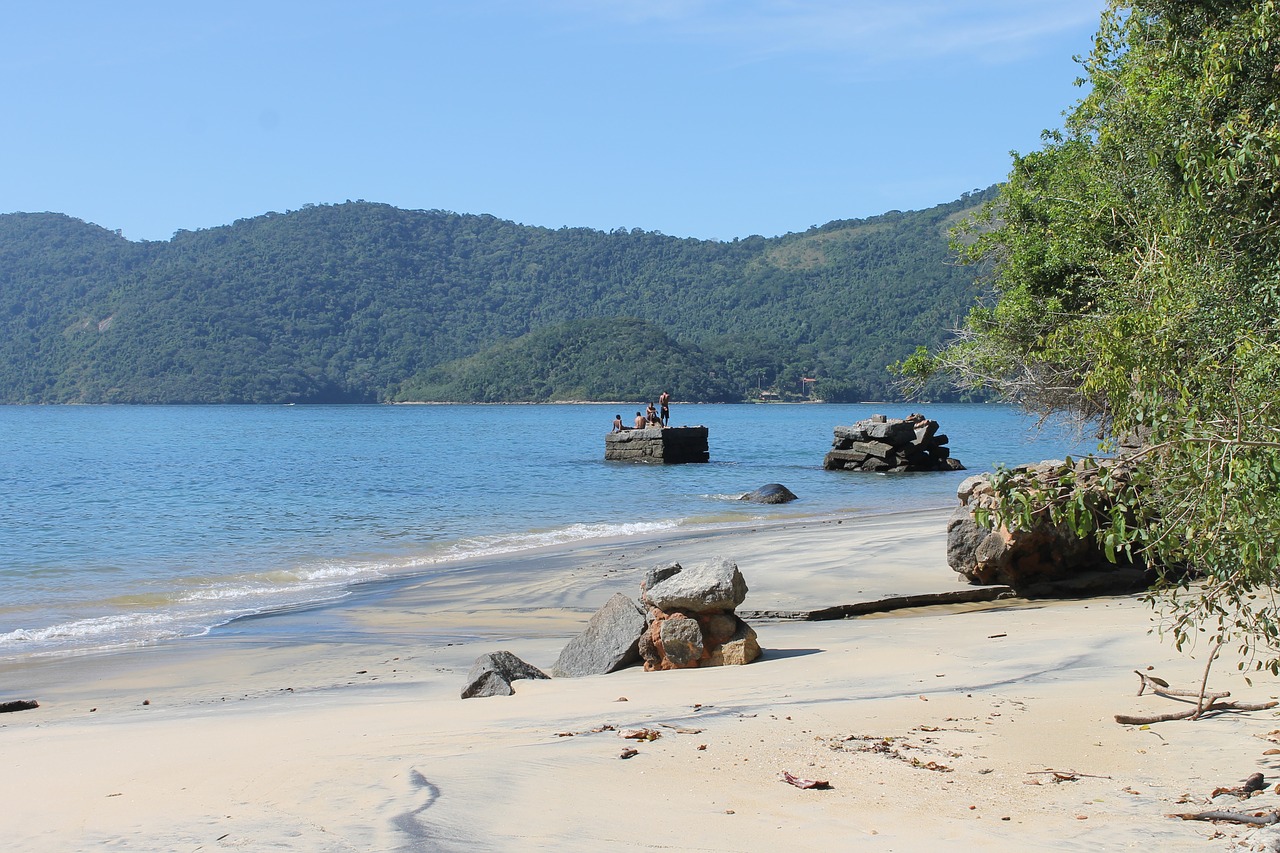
[{"x1": 3, "y1": 1, "x2": 1106, "y2": 242}]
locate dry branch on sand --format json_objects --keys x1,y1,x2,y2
[{"x1": 1115, "y1": 657, "x2": 1278, "y2": 725}]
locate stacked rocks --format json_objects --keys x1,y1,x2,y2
[
  {"x1": 637, "y1": 559, "x2": 760, "y2": 670},
  {"x1": 823, "y1": 413, "x2": 963, "y2": 473}
]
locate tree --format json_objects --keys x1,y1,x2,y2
[{"x1": 909, "y1": 1, "x2": 1280, "y2": 672}]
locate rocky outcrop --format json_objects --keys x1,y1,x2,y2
[
  {"x1": 605, "y1": 426, "x2": 709, "y2": 463},
  {"x1": 550, "y1": 593, "x2": 647, "y2": 677},
  {"x1": 460, "y1": 651, "x2": 550, "y2": 698},
  {"x1": 638, "y1": 558, "x2": 760, "y2": 671},
  {"x1": 947, "y1": 460, "x2": 1152, "y2": 596},
  {"x1": 740, "y1": 483, "x2": 798, "y2": 504},
  {"x1": 823, "y1": 413, "x2": 963, "y2": 473}
]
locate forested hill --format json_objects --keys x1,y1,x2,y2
[{"x1": 0, "y1": 189, "x2": 995, "y2": 404}]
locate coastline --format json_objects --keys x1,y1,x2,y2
[{"x1": 4, "y1": 509, "x2": 1276, "y2": 850}]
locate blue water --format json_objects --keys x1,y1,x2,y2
[{"x1": 0, "y1": 403, "x2": 1093, "y2": 658}]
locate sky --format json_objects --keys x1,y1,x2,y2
[{"x1": 2, "y1": 1, "x2": 1108, "y2": 243}]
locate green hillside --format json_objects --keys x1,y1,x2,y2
[{"x1": 0, "y1": 189, "x2": 995, "y2": 403}]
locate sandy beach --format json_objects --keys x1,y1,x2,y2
[{"x1": 4, "y1": 509, "x2": 1279, "y2": 851}]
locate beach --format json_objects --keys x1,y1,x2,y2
[{"x1": 4, "y1": 508, "x2": 1277, "y2": 851}]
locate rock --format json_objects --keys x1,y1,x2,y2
[
  {"x1": 460, "y1": 651, "x2": 549, "y2": 699},
  {"x1": 551, "y1": 593, "x2": 647, "y2": 677},
  {"x1": 641, "y1": 558, "x2": 748, "y2": 613},
  {"x1": 823, "y1": 413, "x2": 963, "y2": 473},
  {"x1": 642, "y1": 562, "x2": 683, "y2": 593},
  {"x1": 947, "y1": 459, "x2": 1153, "y2": 595},
  {"x1": 706, "y1": 619, "x2": 760, "y2": 667},
  {"x1": 740, "y1": 483, "x2": 798, "y2": 504},
  {"x1": 657, "y1": 614, "x2": 705, "y2": 668}
]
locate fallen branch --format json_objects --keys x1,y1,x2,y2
[
  {"x1": 1115, "y1": 698, "x2": 1277, "y2": 725},
  {"x1": 1027, "y1": 769, "x2": 1112, "y2": 782},
  {"x1": 1133, "y1": 671, "x2": 1229, "y2": 700},
  {"x1": 739, "y1": 587, "x2": 1016, "y2": 622},
  {"x1": 1168, "y1": 809, "x2": 1280, "y2": 826},
  {"x1": 1117, "y1": 664, "x2": 1277, "y2": 725}
]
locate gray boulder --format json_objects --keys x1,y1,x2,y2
[
  {"x1": 641, "y1": 558, "x2": 748, "y2": 613},
  {"x1": 739, "y1": 483, "x2": 798, "y2": 504},
  {"x1": 460, "y1": 651, "x2": 549, "y2": 699},
  {"x1": 551, "y1": 593, "x2": 647, "y2": 677}
]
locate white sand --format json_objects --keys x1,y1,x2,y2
[{"x1": 3, "y1": 509, "x2": 1279, "y2": 851}]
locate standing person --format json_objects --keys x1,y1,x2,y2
[
  {"x1": 634, "y1": 411, "x2": 646, "y2": 429},
  {"x1": 658, "y1": 391, "x2": 670, "y2": 427},
  {"x1": 612, "y1": 413, "x2": 624, "y2": 433}
]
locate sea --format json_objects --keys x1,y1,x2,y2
[{"x1": 0, "y1": 403, "x2": 1095, "y2": 660}]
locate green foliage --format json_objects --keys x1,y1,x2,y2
[
  {"x1": 919, "y1": 0, "x2": 1280, "y2": 671},
  {"x1": 0, "y1": 192, "x2": 994, "y2": 404}
]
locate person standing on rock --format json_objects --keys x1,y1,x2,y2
[{"x1": 659, "y1": 391, "x2": 670, "y2": 427}]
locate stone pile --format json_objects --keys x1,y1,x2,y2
[
  {"x1": 463, "y1": 557, "x2": 760, "y2": 698},
  {"x1": 823, "y1": 413, "x2": 964, "y2": 473},
  {"x1": 947, "y1": 459, "x2": 1153, "y2": 596},
  {"x1": 638, "y1": 559, "x2": 760, "y2": 670}
]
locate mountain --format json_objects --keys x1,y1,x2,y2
[{"x1": 0, "y1": 189, "x2": 996, "y2": 404}]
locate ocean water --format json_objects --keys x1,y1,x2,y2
[{"x1": 0, "y1": 403, "x2": 1094, "y2": 659}]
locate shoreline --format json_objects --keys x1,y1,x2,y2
[
  {"x1": 0, "y1": 503, "x2": 958, "y2": 664},
  {"x1": 5, "y1": 509, "x2": 1277, "y2": 850}
]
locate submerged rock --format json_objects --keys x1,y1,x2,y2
[{"x1": 740, "y1": 483, "x2": 798, "y2": 504}]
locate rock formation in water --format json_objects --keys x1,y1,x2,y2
[{"x1": 823, "y1": 413, "x2": 963, "y2": 473}]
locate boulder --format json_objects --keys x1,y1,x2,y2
[
  {"x1": 551, "y1": 593, "x2": 647, "y2": 677},
  {"x1": 740, "y1": 483, "x2": 799, "y2": 504},
  {"x1": 947, "y1": 459, "x2": 1153, "y2": 595},
  {"x1": 657, "y1": 613, "x2": 705, "y2": 668},
  {"x1": 460, "y1": 651, "x2": 549, "y2": 699},
  {"x1": 641, "y1": 558, "x2": 748, "y2": 613}
]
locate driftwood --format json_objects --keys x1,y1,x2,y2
[
  {"x1": 739, "y1": 586, "x2": 1015, "y2": 622},
  {"x1": 0, "y1": 699, "x2": 39, "y2": 714},
  {"x1": 1168, "y1": 809, "x2": 1280, "y2": 826},
  {"x1": 1115, "y1": 666, "x2": 1277, "y2": 725}
]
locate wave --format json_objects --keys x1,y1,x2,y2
[{"x1": 0, "y1": 518, "x2": 690, "y2": 659}]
